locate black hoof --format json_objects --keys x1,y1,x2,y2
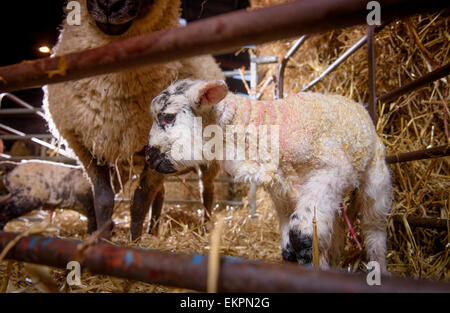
[
  {"x1": 289, "y1": 229, "x2": 313, "y2": 265},
  {"x1": 281, "y1": 243, "x2": 297, "y2": 262}
]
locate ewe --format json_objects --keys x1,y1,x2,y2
[{"x1": 43, "y1": 0, "x2": 224, "y2": 239}]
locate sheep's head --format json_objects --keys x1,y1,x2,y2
[
  {"x1": 86, "y1": 0, "x2": 154, "y2": 35},
  {"x1": 146, "y1": 79, "x2": 228, "y2": 174}
]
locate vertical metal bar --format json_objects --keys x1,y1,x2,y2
[
  {"x1": 250, "y1": 55, "x2": 258, "y2": 99},
  {"x1": 367, "y1": 24, "x2": 377, "y2": 125},
  {"x1": 249, "y1": 52, "x2": 258, "y2": 216}
]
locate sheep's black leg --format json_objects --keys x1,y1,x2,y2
[
  {"x1": 64, "y1": 133, "x2": 114, "y2": 239},
  {"x1": 88, "y1": 163, "x2": 114, "y2": 238},
  {"x1": 281, "y1": 242, "x2": 298, "y2": 263},
  {"x1": 130, "y1": 164, "x2": 165, "y2": 241},
  {"x1": 289, "y1": 229, "x2": 313, "y2": 265},
  {"x1": 78, "y1": 191, "x2": 97, "y2": 234}
]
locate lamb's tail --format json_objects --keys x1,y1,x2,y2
[{"x1": 0, "y1": 161, "x2": 19, "y2": 174}]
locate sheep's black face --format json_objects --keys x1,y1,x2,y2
[{"x1": 86, "y1": 0, "x2": 154, "y2": 36}]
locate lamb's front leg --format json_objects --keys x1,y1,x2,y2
[
  {"x1": 289, "y1": 167, "x2": 350, "y2": 268},
  {"x1": 267, "y1": 191, "x2": 297, "y2": 262},
  {"x1": 199, "y1": 162, "x2": 219, "y2": 220}
]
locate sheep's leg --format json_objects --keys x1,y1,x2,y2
[
  {"x1": 199, "y1": 163, "x2": 219, "y2": 220},
  {"x1": 268, "y1": 192, "x2": 297, "y2": 262},
  {"x1": 289, "y1": 167, "x2": 350, "y2": 268},
  {"x1": 89, "y1": 164, "x2": 115, "y2": 237},
  {"x1": 0, "y1": 197, "x2": 41, "y2": 230},
  {"x1": 358, "y1": 149, "x2": 392, "y2": 273},
  {"x1": 130, "y1": 164, "x2": 165, "y2": 240},
  {"x1": 78, "y1": 192, "x2": 97, "y2": 234},
  {"x1": 148, "y1": 186, "x2": 164, "y2": 235},
  {"x1": 328, "y1": 212, "x2": 346, "y2": 267},
  {"x1": 64, "y1": 133, "x2": 114, "y2": 238}
]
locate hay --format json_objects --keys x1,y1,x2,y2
[
  {"x1": 1, "y1": 3, "x2": 449, "y2": 292},
  {"x1": 0, "y1": 187, "x2": 280, "y2": 292}
]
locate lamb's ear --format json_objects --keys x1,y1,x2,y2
[{"x1": 189, "y1": 80, "x2": 228, "y2": 112}]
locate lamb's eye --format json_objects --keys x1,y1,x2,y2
[{"x1": 158, "y1": 113, "x2": 176, "y2": 127}]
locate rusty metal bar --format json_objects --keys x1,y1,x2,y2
[
  {"x1": 367, "y1": 25, "x2": 377, "y2": 124},
  {"x1": 385, "y1": 145, "x2": 450, "y2": 164},
  {"x1": 0, "y1": 0, "x2": 448, "y2": 93},
  {"x1": 275, "y1": 35, "x2": 308, "y2": 99},
  {"x1": 378, "y1": 63, "x2": 450, "y2": 104},
  {"x1": 1, "y1": 232, "x2": 449, "y2": 292},
  {"x1": 392, "y1": 215, "x2": 448, "y2": 230}
]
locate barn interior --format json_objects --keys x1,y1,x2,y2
[{"x1": 0, "y1": 0, "x2": 448, "y2": 293}]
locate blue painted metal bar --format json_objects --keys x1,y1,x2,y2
[{"x1": 1, "y1": 232, "x2": 450, "y2": 292}]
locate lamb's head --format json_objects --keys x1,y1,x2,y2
[
  {"x1": 146, "y1": 79, "x2": 228, "y2": 174},
  {"x1": 86, "y1": 0, "x2": 155, "y2": 35}
]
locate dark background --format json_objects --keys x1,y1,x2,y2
[{"x1": 0, "y1": 0, "x2": 250, "y2": 153}]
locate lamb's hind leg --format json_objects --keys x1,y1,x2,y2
[
  {"x1": 289, "y1": 167, "x2": 351, "y2": 268},
  {"x1": 359, "y1": 146, "x2": 392, "y2": 273},
  {"x1": 130, "y1": 164, "x2": 165, "y2": 240}
]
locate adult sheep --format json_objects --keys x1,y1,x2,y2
[{"x1": 43, "y1": 0, "x2": 224, "y2": 239}]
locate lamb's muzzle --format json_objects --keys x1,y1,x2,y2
[{"x1": 145, "y1": 145, "x2": 176, "y2": 174}]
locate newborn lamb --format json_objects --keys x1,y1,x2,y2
[{"x1": 145, "y1": 79, "x2": 392, "y2": 271}]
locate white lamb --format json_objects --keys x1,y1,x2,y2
[
  {"x1": 43, "y1": 0, "x2": 224, "y2": 239},
  {"x1": 145, "y1": 79, "x2": 393, "y2": 271}
]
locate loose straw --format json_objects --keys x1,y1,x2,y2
[
  {"x1": 312, "y1": 207, "x2": 320, "y2": 267},
  {"x1": 207, "y1": 219, "x2": 224, "y2": 293}
]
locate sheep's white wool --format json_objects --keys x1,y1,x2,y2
[{"x1": 43, "y1": 0, "x2": 224, "y2": 164}]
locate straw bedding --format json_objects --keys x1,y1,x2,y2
[{"x1": 0, "y1": 1, "x2": 449, "y2": 292}]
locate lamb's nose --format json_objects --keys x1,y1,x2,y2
[
  {"x1": 145, "y1": 146, "x2": 163, "y2": 170},
  {"x1": 97, "y1": 0, "x2": 127, "y2": 15}
]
